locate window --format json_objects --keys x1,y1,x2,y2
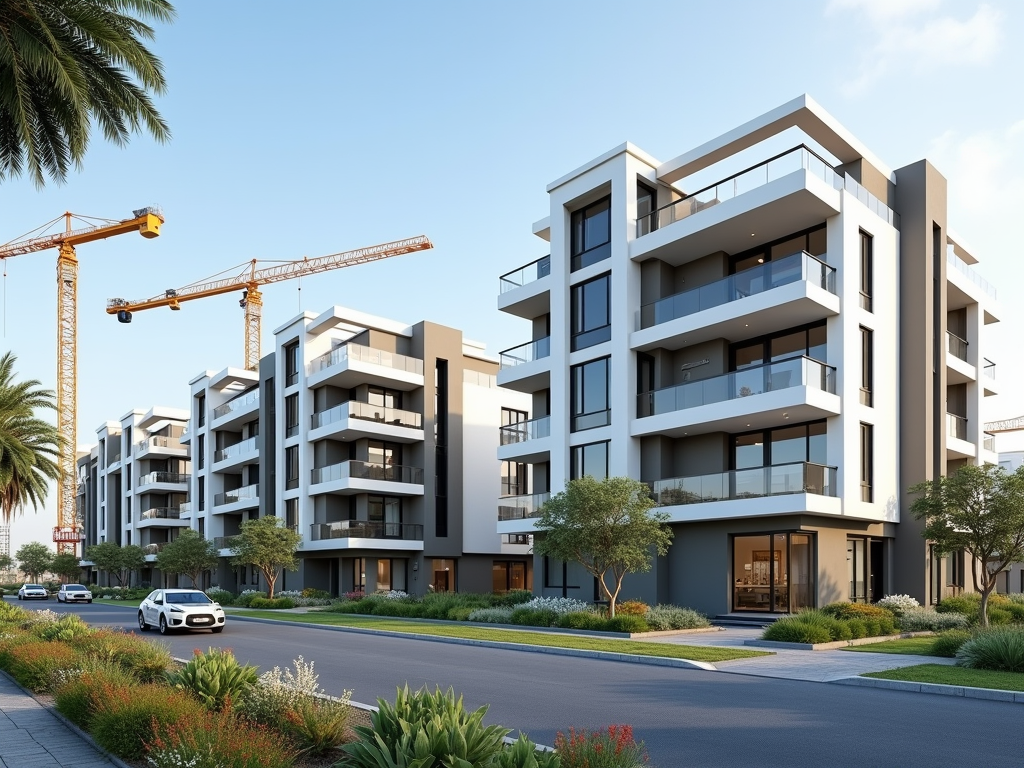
[
  {"x1": 197, "y1": 395, "x2": 205, "y2": 427},
  {"x1": 368, "y1": 386, "x2": 401, "y2": 409},
  {"x1": 860, "y1": 422, "x2": 873, "y2": 502},
  {"x1": 353, "y1": 558, "x2": 366, "y2": 593},
  {"x1": 570, "y1": 196, "x2": 611, "y2": 272},
  {"x1": 285, "y1": 446, "x2": 299, "y2": 490},
  {"x1": 492, "y1": 561, "x2": 530, "y2": 593},
  {"x1": 860, "y1": 231, "x2": 873, "y2": 311},
  {"x1": 636, "y1": 181, "x2": 657, "y2": 236},
  {"x1": 368, "y1": 495, "x2": 401, "y2": 537},
  {"x1": 733, "y1": 532, "x2": 814, "y2": 612},
  {"x1": 284, "y1": 341, "x2": 299, "y2": 386},
  {"x1": 435, "y1": 359, "x2": 448, "y2": 537},
  {"x1": 431, "y1": 558, "x2": 455, "y2": 592},
  {"x1": 860, "y1": 327, "x2": 873, "y2": 406},
  {"x1": 571, "y1": 441, "x2": 609, "y2": 480},
  {"x1": 197, "y1": 434, "x2": 205, "y2": 470},
  {"x1": 285, "y1": 394, "x2": 298, "y2": 437},
  {"x1": 285, "y1": 498, "x2": 298, "y2": 530},
  {"x1": 731, "y1": 322, "x2": 827, "y2": 370},
  {"x1": 571, "y1": 273, "x2": 611, "y2": 351},
  {"x1": 730, "y1": 224, "x2": 827, "y2": 273},
  {"x1": 571, "y1": 357, "x2": 610, "y2": 431},
  {"x1": 732, "y1": 421, "x2": 827, "y2": 469},
  {"x1": 501, "y1": 461, "x2": 527, "y2": 497},
  {"x1": 125, "y1": 426, "x2": 132, "y2": 456},
  {"x1": 197, "y1": 476, "x2": 205, "y2": 511}
]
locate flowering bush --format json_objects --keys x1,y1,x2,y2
[
  {"x1": 343, "y1": 590, "x2": 365, "y2": 600},
  {"x1": 616, "y1": 600, "x2": 650, "y2": 617},
  {"x1": 877, "y1": 594, "x2": 920, "y2": 616},
  {"x1": 275, "y1": 590, "x2": 333, "y2": 607},
  {"x1": 232, "y1": 589, "x2": 266, "y2": 608},
  {"x1": 554, "y1": 725, "x2": 649, "y2": 767},
  {"x1": 380, "y1": 589, "x2": 410, "y2": 600},
  {"x1": 518, "y1": 596, "x2": 592, "y2": 616},
  {"x1": 204, "y1": 587, "x2": 234, "y2": 604},
  {"x1": 645, "y1": 605, "x2": 711, "y2": 631},
  {"x1": 91, "y1": 682, "x2": 206, "y2": 759},
  {"x1": 146, "y1": 707, "x2": 297, "y2": 768},
  {"x1": 898, "y1": 608, "x2": 970, "y2": 632},
  {"x1": 467, "y1": 607, "x2": 514, "y2": 624},
  {"x1": 7, "y1": 640, "x2": 78, "y2": 692},
  {"x1": 237, "y1": 656, "x2": 323, "y2": 727}
]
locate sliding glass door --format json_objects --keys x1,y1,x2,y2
[{"x1": 733, "y1": 532, "x2": 815, "y2": 612}]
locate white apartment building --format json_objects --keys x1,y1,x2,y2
[{"x1": 495, "y1": 95, "x2": 1002, "y2": 617}]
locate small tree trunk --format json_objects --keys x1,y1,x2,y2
[
  {"x1": 265, "y1": 569, "x2": 277, "y2": 599},
  {"x1": 979, "y1": 586, "x2": 991, "y2": 629}
]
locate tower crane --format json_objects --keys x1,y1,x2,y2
[
  {"x1": 106, "y1": 236, "x2": 433, "y2": 371},
  {"x1": 0, "y1": 209, "x2": 164, "y2": 553}
]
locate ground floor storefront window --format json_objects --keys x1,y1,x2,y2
[
  {"x1": 492, "y1": 560, "x2": 532, "y2": 592},
  {"x1": 733, "y1": 532, "x2": 814, "y2": 612},
  {"x1": 432, "y1": 558, "x2": 456, "y2": 592}
]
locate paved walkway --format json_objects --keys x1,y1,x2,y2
[{"x1": 0, "y1": 673, "x2": 118, "y2": 768}]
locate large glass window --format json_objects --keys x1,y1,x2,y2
[
  {"x1": 730, "y1": 225, "x2": 827, "y2": 274},
  {"x1": 368, "y1": 495, "x2": 401, "y2": 537},
  {"x1": 732, "y1": 322, "x2": 827, "y2": 370},
  {"x1": 368, "y1": 386, "x2": 401, "y2": 409},
  {"x1": 285, "y1": 498, "x2": 298, "y2": 529},
  {"x1": 860, "y1": 423, "x2": 873, "y2": 502},
  {"x1": 197, "y1": 395, "x2": 205, "y2": 427},
  {"x1": 284, "y1": 341, "x2": 299, "y2": 386},
  {"x1": 860, "y1": 231, "x2": 873, "y2": 311},
  {"x1": 571, "y1": 441, "x2": 609, "y2": 480},
  {"x1": 285, "y1": 394, "x2": 298, "y2": 437},
  {"x1": 733, "y1": 532, "x2": 814, "y2": 612},
  {"x1": 860, "y1": 327, "x2": 873, "y2": 406},
  {"x1": 570, "y1": 196, "x2": 611, "y2": 272},
  {"x1": 571, "y1": 273, "x2": 611, "y2": 351},
  {"x1": 285, "y1": 446, "x2": 299, "y2": 490},
  {"x1": 636, "y1": 181, "x2": 657, "y2": 236},
  {"x1": 492, "y1": 561, "x2": 531, "y2": 593},
  {"x1": 732, "y1": 421, "x2": 826, "y2": 469},
  {"x1": 571, "y1": 357, "x2": 610, "y2": 432},
  {"x1": 432, "y1": 559, "x2": 455, "y2": 592}
]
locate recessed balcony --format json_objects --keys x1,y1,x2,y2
[
  {"x1": 211, "y1": 390, "x2": 259, "y2": 431},
  {"x1": 496, "y1": 492, "x2": 549, "y2": 535},
  {"x1": 214, "y1": 535, "x2": 239, "y2": 555},
  {"x1": 178, "y1": 501, "x2": 191, "y2": 519},
  {"x1": 946, "y1": 249, "x2": 999, "y2": 324},
  {"x1": 212, "y1": 437, "x2": 259, "y2": 472},
  {"x1": 497, "y1": 416, "x2": 552, "y2": 463},
  {"x1": 632, "y1": 356, "x2": 839, "y2": 438},
  {"x1": 497, "y1": 337, "x2": 551, "y2": 393},
  {"x1": 309, "y1": 460, "x2": 424, "y2": 497},
  {"x1": 137, "y1": 507, "x2": 190, "y2": 528},
  {"x1": 982, "y1": 358, "x2": 999, "y2": 397},
  {"x1": 306, "y1": 343, "x2": 424, "y2": 392},
  {"x1": 213, "y1": 484, "x2": 259, "y2": 514},
  {"x1": 309, "y1": 401, "x2": 423, "y2": 444},
  {"x1": 136, "y1": 436, "x2": 188, "y2": 460},
  {"x1": 498, "y1": 255, "x2": 551, "y2": 319},
  {"x1": 137, "y1": 471, "x2": 189, "y2": 492},
  {"x1": 303, "y1": 521, "x2": 424, "y2": 552},
  {"x1": 633, "y1": 252, "x2": 838, "y2": 352},
  {"x1": 946, "y1": 413, "x2": 975, "y2": 459}
]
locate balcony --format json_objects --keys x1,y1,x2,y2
[
  {"x1": 498, "y1": 416, "x2": 552, "y2": 463},
  {"x1": 138, "y1": 471, "x2": 189, "y2": 491},
  {"x1": 137, "y1": 507, "x2": 189, "y2": 528},
  {"x1": 633, "y1": 252, "x2": 838, "y2": 352},
  {"x1": 982, "y1": 358, "x2": 999, "y2": 397},
  {"x1": 633, "y1": 357, "x2": 839, "y2": 438},
  {"x1": 946, "y1": 413, "x2": 975, "y2": 459},
  {"x1": 213, "y1": 484, "x2": 259, "y2": 510},
  {"x1": 498, "y1": 492, "x2": 549, "y2": 522},
  {"x1": 214, "y1": 535, "x2": 239, "y2": 552},
  {"x1": 309, "y1": 460, "x2": 424, "y2": 497},
  {"x1": 984, "y1": 432, "x2": 996, "y2": 453},
  {"x1": 307, "y1": 343, "x2": 424, "y2": 391},
  {"x1": 946, "y1": 332, "x2": 968, "y2": 362},
  {"x1": 213, "y1": 437, "x2": 258, "y2": 470},
  {"x1": 304, "y1": 521, "x2": 424, "y2": 552},
  {"x1": 631, "y1": 145, "x2": 897, "y2": 267},
  {"x1": 211, "y1": 390, "x2": 259, "y2": 430},
  {"x1": 309, "y1": 401, "x2": 423, "y2": 444},
  {"x1": 179, "y1": 501, "x2": 191, "y2": 518},
  {"x1": 498, "y1": 255, "x2": 551, "y2": 319},
  {"x1": 136, "y1": 435, "x2": 187, "y2": 460},
  {"x1": 180, "y1": 422, "x2": 190, "y2": 445},
  {"x1": 142, "y1": 542, "x2": 169, "y2": 556},
  {"x1": 947, "y1": 248, "x2": 997, "y2": 300},
  {"x1": 497, "y1": 337, "x2": 551, "y2": 393}
]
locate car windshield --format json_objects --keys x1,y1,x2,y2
[
  {"x1": 66, "y1": 585, "x2": 87, "y2": 591},
  {"x1": 25, "y1": 585, "x2": 43, "y2": 589},
  {"x1": 165, "y1": 592, "x2": 212, "y2": 604}
]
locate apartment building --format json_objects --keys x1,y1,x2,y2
[
  {"x1": 80, "y1": 406, "x2": 191, "y2": 585},
  {"x1": 495, "y1": 94, "x2": 1002, "y2": 618}
]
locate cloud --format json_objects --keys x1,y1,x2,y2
[
  {"x1": 829, "y1": 2, "x2": 1002, "y2": 96},
  {"x1": 928, "y1": 122, "x2": 1024, "y2": 216}
]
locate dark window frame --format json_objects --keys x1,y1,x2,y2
[
  {"x1": 285, "y1": 445, "x2": 299, "y2": 490},
  {"x1": 860, "y1": 326, "x2": 873, "y2": 406},
  {"x1": 860, "y1": 422, "x2": 873, "y2": 502},
  {"x1": 860, "y1": 230, "x2": 873, "y2": 311},
  {"x1": 570, "y1": 356, "x2": 611, "y2": 432},
  {"x1": 730, "y1": 419, "x2": 828, "y2": 470},
  {"x1": 731, "y1": 531, "x2": 817, "y2": 613},
  {"x1": 728, "y1": 224, "x2": 827, "y2": 274},
  {"x1": 570, "y1": 440, "x2": 610, "y2": 480},
  {"x1": 570, "y1": 272, "x2": 612, "y2": 351},
  {"x1": 570, "y1": 195, "x2": 612, "y2": 272},
  {"x1": 730, "y1": 320, "x2": 827, "y2": 371},
  {"x1": 285, "y1": 394, "x2": 299, "y2": 438},
  {"x1": 284, "y1": 341, "x2": 299, "y2": 386}
]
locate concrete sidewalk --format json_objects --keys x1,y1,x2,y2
[{"x1": 0, "y1": 673, "x2": 119, "y2": 768}]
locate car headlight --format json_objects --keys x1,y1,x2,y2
[{"x1": 169, "y1": 606, "x2": 183, "y2": 613}]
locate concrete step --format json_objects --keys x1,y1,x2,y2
[{"x1": 712, "y1": 613, "x2": 785, "y2": 628}]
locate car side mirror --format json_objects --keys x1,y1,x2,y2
[{"x1": 154, "y1": 599, "x2": 163, "y2": 605}]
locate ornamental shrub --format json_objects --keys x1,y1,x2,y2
[
  {"x1": 54, "y1": 659, "x2": 137, "y2": 729},
  {"x1": 1007, "y1": 593, "x2": 1024, "y2": 606},
  {"x1": 1004, "y1": 602, "x2": 1024, "y2": 622},
  {"x1": 490, "y1": 589, "x2": 534, "y2": 608},
  {"x1": 605, "y1": 615, "x2": 650, "y2": 634},
  {"x1": 237, "y1": 656, "x2": 324, "y2": 727},
  {"x1": 556, "y1": 611, "x2": 604, "y2": 631},
  {"x1": 35, "y1": 613, "x2": 93, "y2": 643},
  {"x1": 204, "y1": 587, "x2": 234, "y2": 605},
  {"x1": 555, "y1": 725, "x2": 649, "y2": 768},
  {"x1": 248, "y1": 596, "x2": 296, "y2": 610},
  {"x1": 518, "y1": 596, "x2": 592, "y2": 615},
  {"x1": 145, "y1": 706, "x2": 297, "y2": 768},
  {"x1": 956, "y1": 626, "x2": 1024, "y2": 672},
  {"x1": 232, "y1": 589, "x2": 267, "y2": 608},
  {"x1": 77, "y1": 629, "x2": 172, "y2": 682},
  {"x1": 762, "y1": 617, "x2": 832, "y2": 644},
  {"x1": 989, "y1": 607, "x2": 1014, "y2": 626},
  {"x1": 899, "y1": 608, "x2": 970, "y2": 632},
  {"x1": 510, "y1": 607, "x2": 558, "y2": 627},
  {"x1": 876, "y1": 594, "x2": 920, "y2": 617},
  {"x1": 491, "y1": 733, "x2": 562, "y2": 768},
  {"x1": 467, "y1": 607, "x2": 514, "y2": 624},
  {"x1": 0, "y1": 629, "x2": 33, "y2": 669},
  {"x1": 876, "y1": 614, "x2": 897, "y2": 636},
  {"x1": 167, "y1": 647, "x2": 258, "y2": 711},
  {"x1": 282, "y1": 690, "x2": 353, "y2": 757},
  {"x1": 301, "y1": 587, "x2": 332, "y2": 599},
  {"x1": 370, "y1": 600, "x2": 422, "y2": 618},
  {"x1": 7, "y1": 640, "x2": 78, "y2": 692},
  {"x1": 932, "y1": 629, "x2": 973, "y2": 658},
  {"x1": 0, "y1": 600, "x2": 29, "y2": 625},
  {"x1": 91, "y1": 682, "x2": 205, "y2": 759},
  {"x1": 420, "y1": 592, "x2": 486, "y2": 619},
  {"x1": 616, "y1": 600, "x2": 650, "y2": 617},
  {"x1": 936, "y1": 595, "x2": 977, "y2": 617},
  {"x1": 821, "y1": 602, "x2": 895, "y2": 621},
  {"x1": 644, "y1": 605, "x2": 711, "y2": 631},
  {"x1": 447, "y1": 607, "x2": 475, "y2": 621},
  {"x1": 846, "y1": 618, "x2": 867, "y2": 639}
]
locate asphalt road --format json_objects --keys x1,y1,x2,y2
[{"x1": 11, "y1": 598, "x2": 1024, "y2": 767}]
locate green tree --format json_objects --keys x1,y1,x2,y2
[
  {"x1": 16, "y1": 540, "x2": 53, "y2": 580},
  {"x1": 230, "y1": 515, "x2": 301, "y2": 599},
  {"x1": 910, "y1": 464, "x2": 1024, "y2": 627},
  {"x1": 86, "y1": 540, "x2": 144, "y2": 587},
  {"x1": 156, "y1": 529, "x2": 218, "y2": 588},
  {"x1": 533, "y1": 476, "x2": 674, "y2": 617},
  {"x1": 0, "y1": 552, "x2": 13, "y2": 573},
  {"x1": 0, "y1": 352, "x2": 62, "y2": 524},
  {"x1": 0, "y1": 0, "x2": 174, "y2": 187},
  {"x1": 50, "y1": 551, "x2": 82, "y2": 582}
]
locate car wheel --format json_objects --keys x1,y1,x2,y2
[
  {"x1": 158, "y1": 615, "x2": 169, "y2": 635},
  {"x1": 138, "y1": 612, "x2": 149, "y2": 632},
  {"x1": 211, "y1": 626, "x2": 224, "y2": 634},
  {"x1": 87, "y1": 599, "x2": 92, "y2": 604},
  {"x1": 17, "y1": 594, "x2": 22, "y2": 600}
]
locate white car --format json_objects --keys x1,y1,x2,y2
[
  {"x1": 57, "y1": 584, "x2": 93, "y2": 603},
  {"x1": 17, "y1": 584, "x2": 49, "y2": 600},
  {"x1": 138, "y1": 589, "x2": 226, "y2": 635}
]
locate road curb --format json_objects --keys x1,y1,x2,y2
[
  {"x1": 225, "y1": 613, "x2": 719, "y2": 671},
  {"x1": 832, "y1": 675, "x2": 1024, "y2": 703}
]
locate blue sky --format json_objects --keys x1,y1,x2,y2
[{"x1": 3, "y1": 0, "x2": 1023, "y2": 551}]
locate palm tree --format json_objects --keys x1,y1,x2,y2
[
  {"x1": 0, "y1": 0, "x2": 175, "y2": 186},
  {"x1": 0, "y1": 352, "x2": 61, "y2": 523}
]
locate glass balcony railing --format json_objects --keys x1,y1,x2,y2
[
  {"x1": 499, "y1": 416, "x2": 551, "y2": 445},
  {"x1": 142, "y1": 542, "x2": 170, "y2": 554},
  {"x1": 214, "y1": 484, "x2": 259, "y2": 506},
  {"x1": 946, "y1": 332, "x2": 968, "y2": 362},
  {"x1": 498, "y1": 492, "x2": 550, "y2": 521},
  {"x1": 140, "y1": 507, "x2": 182, "y2": 520},
  {"x1": 499, "y1": 337, "x2": 551, "y2": 369},
  {"x1": 947, "y1": 248, "x2": 997, "y2": 300},
  {"x1": 136, "y1": 436, "x2": 182, "y2": 453},
  {"x1": 650, "y1": 462, "x2": 837, "y2": 506},
  {"x1": 213, "y1": 390, "x2": 259, "y2": 420},
  {"x1": 637, "y1": 356, "x2": 835, "y2": 418},
  {"x1": 311, "y1": 401, "x2": 422, "y2": 430},
  {"x1": 179, "y1": 502, "x2": 191, "y2": 516},
  {"x1": 636, "y1": 145, "x2": 899, "y2": 237},
  {"x1": 310, "y1": 520, "x2": 423, "y2": 541},
  {"x1": 138, "y1": 471, "x2": 189, "y2": 486},
  {"x1": 947, "y1": 413, "x2": 967, "y2": 441},
  {"x1": 310, "y1": 343, "x2": 423, "y2": 376},
  {"x1": 499, "y1": 255, "x2": 551, "y2": 293},
  {"x1": 215, "y1": 437, "x2": 257, "y2": 463},
  {"x1": 214, "y1": 535, "x2": 239, "y2": 550},
  {"x1": 984, "y1": 359, "x2": 996, "y2": 380},
  {"x1": 984, "y1": 432, "x2": 996, "y2": 452},
  {"x1": 638, "y1": 251, "x2": 835, "y2": 329},
  {"x1": 311, "y1": 460, "x2": 423, "y2": 486}
]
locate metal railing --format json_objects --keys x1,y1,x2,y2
[
  {"x1": 984, "y1": 359, "x2": 996, "y2": 379},
  {"x1": 214, "y1": 484, "x2": 259, "y2": 506},
  {"x1": 136, "y1": 436, "x2": 182, "y2": 453},
  {"x1": 309, "y1": 521, "x2": 424, "y2": 541},
  {"x1": 499, "y1": 337, "x2": 551, "y2": 369},
  {"x1": 310, "y1": 342, "x2": 423, "y2": 376},
  {"x1": 637, "y1": 356, "x2": 835, "y2": 418},
  {"x1": 636, "y1": 145, "x2": 899, "y2": 237},
  {"x1": 138, "y1": 471, "x2": 189, "y2": 486},
  {"x1": 947, "y1": 248, "x2": 997, "y2": 300},
  {"x1": 140, "y1": 507, "x2": 182, "y2": 520},
  {"x1": 215, "y1": 437, "x2": 258, "y2": 463},
  {"x1": 498, "y1": 492, "x2": 550, "y2": 521},
  {"x1": 650, "y1": 462, "x2": 837, "y2": 506},
  {"x1": 311, "y1": 401, "x2": 422, "y2": 430},
  {"x1": 499, "y1": 416, "x2": 551, "y2": 445},
  {"x1": 946, "y1": 332, "x2": 968, "y2": 362},
  {"x1": 311, "y1": 460, "x2": 424, "y2": 486},
  {"x1": 213, "y1": 390, "x2": 259, "y2": 420},
  {"x1": 500, "y1": 255, "x2": 551, "y2": 293},
  {"x1": 984, "y1": 432, "x2": 996, "y2": 452},
  {"x1": 214, "y1": 535, "x2": 239, "y2": 550},
  {"x1": 947, "y1": 413, "x2": 967, "y2": 441},
  {"x1": 638, "y1": 251, "x2": 835, "y2": 329}
]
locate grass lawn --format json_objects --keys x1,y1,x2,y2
[
  {"x1": 864, "y1": 664, "x2": 1024, "y2": 692},
  {"x1": 841, "y1": 637, "x2": 938, "y2": 655},
  {"x1": 231, "y1": 611, "x2": 768, "y2": 663}
]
